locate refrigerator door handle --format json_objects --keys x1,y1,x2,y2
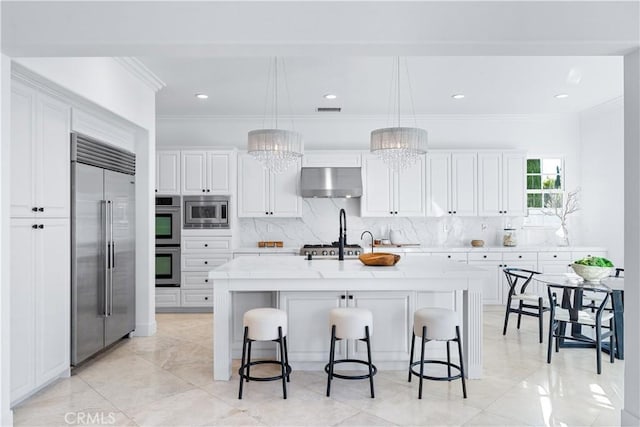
[
  {"x1": 109, "y1": 200, "x2": 114, "y2": 316},
  {"x1": 103, "y1": 200, "x2": 109, "y2": 317}
]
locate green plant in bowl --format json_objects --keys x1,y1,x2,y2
[{"x1": 572, "y1": 256, "x2": 614, "y2": 282}]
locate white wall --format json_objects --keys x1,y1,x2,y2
[
  {"x1": 1, "y1": 51, "x2": 15, "y2": 426},
  {"x1": 9, "y1": 58, "x2": 158, "y2": 338},
  {"x1": 579, "y1": 98, "x2": 624, "y2": 266},
  {"x1": 622, "y1": 48, "x2": 640, "y2": 427}
]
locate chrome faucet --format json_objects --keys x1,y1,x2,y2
[
  {"x1": 360, "y1": 231, "x2": 374, "y2": 253},
  {"x1": 338, "y1": 208, "x2": 347, "y2": 261}
]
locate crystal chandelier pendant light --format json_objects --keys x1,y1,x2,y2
[
  {"x1": 247, "y1": 57, "x2": 303, "y2": 173},
  {"x1": 370, "y1": 57, "x2": 427, "y2": 171}
]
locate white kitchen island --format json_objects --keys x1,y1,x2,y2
[{"x1": 209, "y1": 256, "x2": 489, "y2": 380}]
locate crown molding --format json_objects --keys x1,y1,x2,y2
[
  {"x1": 156, "y1": 112, "x2": 579, "y2": 121},
  {"x1": 114, "y1": 57, "x2": 166, "y2": 92}
]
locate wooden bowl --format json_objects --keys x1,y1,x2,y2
[
  {"x1": 470, "y1": 239, "x2": 484, "y2": 247},
  {"x1": 359, "y1": 252, "x2": 401, "y2": 266}
]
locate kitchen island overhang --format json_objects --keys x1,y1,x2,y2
[{"x1": 210, "y1": 256, "x2": 489, "y2": 381}]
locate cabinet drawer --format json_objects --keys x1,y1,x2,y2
[
  {"x1": 571, "y1": 251, "x2": 607, "y2": 260},
  {"x1": 431, "y1": 252, "x2": 468, "y2": 262},
  {"x1": 503, "y1": 252, "x2": 537, "y2": 262},
  {"x1": 155, "y1": 289, "x2": 181, "y2": 308},
  {"x1": 538, "y1": 252, "x2": 571, "y2": 261},
  {"x1": 183, "y1": 253, "x2": 232, "y2": 270},
  {"x1": 182, "y1": 236, "x2": 231, "y2": 252},
  {"x1": 468, "y1": 252, "x2": 501, "y2": 262},
  {"x1": 182, "y1": 271, "x2": 213, "y2": 289},
  {"x1": 181, "y1": 290, "x2": 213, "y2": 307}
]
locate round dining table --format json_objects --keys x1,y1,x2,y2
[{"x1": 534, "y1": 273, "x2": 624, "y2": 359}]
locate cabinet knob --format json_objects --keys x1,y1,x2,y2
[
  {"x1": 204, "y1": 261, "x2": 208, "y2": 265},
  {"x1": 448, "y1": 211, "x2": 452, "y2": 214},
  {"x1": 553, "y1": 255, "x2": 557, "y2": 258},
  {"x1": 32, "y1": 224, "x2": 38, "y2": 229},
  {"x1": 204, "y1": 244, "x2": 208, "y2": 247},
  {"x1": 202, "y1": 189, "x2": 206, "y2": 193},
  {"x1": 518, "y1": 255, "x2": 522, "y2": 259},
  {"x1": 390, "y1": 211, "x2": 393, "y2": 215},
  {"x1": 38, "y1": 224, "x2": 44, "y2": 229},
  {"x1": 32, "y1": 207, "x2": 38, "y2": 212},
  {"x1": 205, "y1": 279, "x2": 208, "y2": 283},
  {"x1": 394, "y1": 211, "x2": 398, "y2": 215},
  {"x1": 38, "y1": 207, "x2": 44, "y2": 212},
  {"x1": 453, "y1": 211, "x2": 457, "y2": 214},
  {"x1": 348, "y1": 295, "x2": 353, "y2": 300},
  {"x1": 504, "y1": 211, "x2": 507, "y2": 214},
  {"x1": 270, "y1": 212, "x2": 274, "y2": 215},
  {"x1": 447, "y1": 255, "x2": 451, "y2": 259},
  {"x1": 341, "y1": 295, "x2": 346, "y2": 300},
  {"x1": 265, "y1": 212, "x2": 269, "y2": 215},
  {"x1": 207, "y1": 189, "x2": 211, "y2": 192},
  {"x1": 155, "y1": 189, "x2": 158, "y2": 193},
  {"x1": 483, "y1": 255, "x2": 487, "y2": 259},
  {"x1": 204, "y1": 297, "x2": 209, "y2": 301}
]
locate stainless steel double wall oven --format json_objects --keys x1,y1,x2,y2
[{"x1": 155, "y1": 196, "x2": 181, "y2": 287}]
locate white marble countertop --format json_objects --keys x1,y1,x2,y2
[
  {"x1": 362, "y1": 245, "x2": 608, "y2": 253},
  {"x1": 209, "y1": 255, "x2": 489, "y2": 280},
  {"x1": 232, "y1": 247, "x2": 299, "y2": 254}
]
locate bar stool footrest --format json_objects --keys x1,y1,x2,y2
[
  {"x1": 324, "y1": 359, "x2": 378, "y2": 380},
  {"x1": 238, "y1": 360, "x2": 292, "y2": 382},
  {"x1": 409, "y1": 360, "x2": 463, "y2": 381}
]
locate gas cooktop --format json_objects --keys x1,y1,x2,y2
[{"x1": 299, "y1": 243, "x2": 363, "y2": 258}]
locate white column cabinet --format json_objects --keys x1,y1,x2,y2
[
  {"x1": 237, "y1": 154, "x2": 302, "y2": 217},
  {"x1": 10, "y1": 218, "x2": 70, "y2": 404},
  {"x1": 478, "y1": 151, "x2": 526, "y2": 217},
  {"x1": 11, "y1": 83, "x2": 70, "y2": 218},
  {"x1": 426, "y1": 152, "x2": 477, "y2": 216},
  {"x1": 155, "y1": 150, "x2": 180, "y2": 194},
  {"x1": 181, "y1": 151, "x2": 233, "y2": 195},
  {"x1": 361, "y1": 154, "x2": 425, "y2": 217}
]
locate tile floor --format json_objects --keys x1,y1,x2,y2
[{"x1": 13, "y1": 307, "x2": 623, "y2": 426}]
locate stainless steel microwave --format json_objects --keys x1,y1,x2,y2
[{"x1": 183, "y1": 195, "x2": 229, "y2": 229}]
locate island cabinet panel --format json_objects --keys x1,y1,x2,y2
[
  {"x1": 278, "y1": 291, "x2": 347, "y2": 361},
  {"x1": 279, "y1": 290, "x2": 413, "y2": 364},
  {"x1": 231, "y1": 292, "x2": 278, "y2": 358},
  {"x1": 349, "y1": 291, "x2": 413, "y2": 362}
]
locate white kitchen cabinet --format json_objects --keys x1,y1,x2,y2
[
  {"x1": 302, "y1": 151, "x2": 362, "y2": 167},
  {"x1": 426, "y1": 152, "x2": 477, "y2": 216},
  {"x1": 181, "y1": 150, "x2": 233, "y2": 195},
  {"x1": 156, "y1": 150, "x2": 181, "y2": 194},
  {"x1": 10, "y1": 218, "x2": 70, "y2": 404},
  {"x1": 11, "y1": 82, "x2": 70, "y2": 218},
  {"x1": 501, "y1": 252, "x2": 539, "y2": 302},
  {"x1": 538, "y1": 251, "x2": 572, "y2": 274},
  {"x1": 468, "y1": 252, "x2": 504, "y2": 305},
  {"x1": 181, "y1": 290, "x2": 213, "y2": 307},
  {"x1": 477, "y1": 151, "x2": 526, "y2": 217},
  {"x1": 237, "y1": 154, "x2": 302, "y2": 217},
  {"x1": 155, "y1": 288, "x2": 181, "y2": 308},
  {"x1": 361, "y1": 154, "x2": 426, "y2": 217}
]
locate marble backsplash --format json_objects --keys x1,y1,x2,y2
[{"x1": 237, "y1": 198, "x2": 566, "y2": 248}]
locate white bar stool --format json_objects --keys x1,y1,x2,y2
[
  {"x1": 408, "y1": 307, "x2": 467, "y2": 399},
  {"x1": 325, "y1": 307, "x2": 377, "y2": 398},
  {"x1": 238, "y1": 308, "x2": 291, "y2": 399}
]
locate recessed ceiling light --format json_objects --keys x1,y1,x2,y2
[
  {"x1": 195, "y1": 93, "x2": 209, "y2": 99},
  {"x1": 451, "y1": 94, "x2": 465, "y2": 100},
  {"x1": 554, "y1": 93, "x2": 569, "y2": 99},
  {"x1": 323, "y1": 93, "x2": 337, "y2": 100}
]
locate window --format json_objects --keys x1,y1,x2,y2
[{"x1": 527, "y1": 158, "x2": 564, "y2": 210}]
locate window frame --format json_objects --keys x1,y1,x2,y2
[{"x1": 526, "y1": 156, "x2": 565, "y2": 213}]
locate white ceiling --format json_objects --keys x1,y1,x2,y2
[{"x1": 141, "y1": 56, "x2": 623, "y2": 117}]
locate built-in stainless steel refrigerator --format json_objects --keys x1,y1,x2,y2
[{"x1": 71, "y1": 133, "x2": 136, "y2": 365}]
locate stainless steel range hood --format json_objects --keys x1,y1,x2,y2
[{"x1": 300, "y1": 167, "x2": 362, "y2": 198}]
